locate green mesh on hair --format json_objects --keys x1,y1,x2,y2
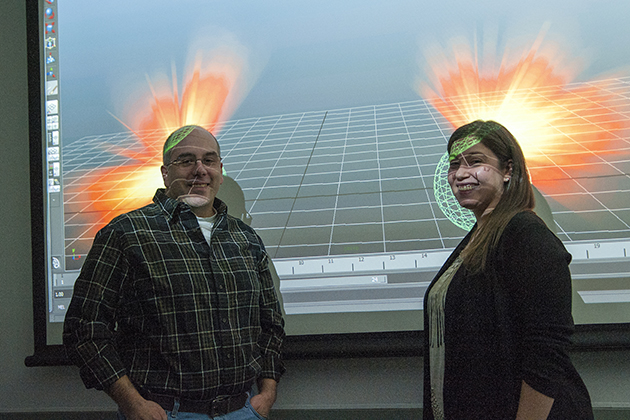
[
  {"x1": 449, "y1": 121, "x2": 502, "y2": 161},
  {"x1": 434, "y1": 152, "x2": 476, "y2": 231},
  {"x1": 449, "y1": 135, "x2": 482, "y2": 161},
  {"x1": 163, "y1": 125, "x2": 198, "y2": 155},
  {"x1": 437, "y1": 121, "x2": 504, "y2": 230}
]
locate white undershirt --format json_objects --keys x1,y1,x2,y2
[{"x1": 196, "y1": 213, "x2": 217, "y2": 244}]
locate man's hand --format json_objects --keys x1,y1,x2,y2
[
  {"x1": 121, "y1": 399, "x2": 168, "y2": 420},
  {"x1": 249, "y1": 378, "x2": 278, "y2": 419},
  {"x1": 106, "y1": 376, "x2": 167, "y2": 420}
]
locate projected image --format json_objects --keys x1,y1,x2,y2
[
  {"x1": 60, "y1": 75, "x2": 630, "y2": 318},
  {"x1": 44, "y1": 0, "x2": 630, "y2": 334},
  {"x1": 430, "y1": 77, "x2": 630, "y2": 236},
  {"x1": 65, "y1": 78, "x2": 630, "y2": 257}
]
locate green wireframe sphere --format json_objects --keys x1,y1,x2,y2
[{"x1": 434, "y1": 152, "x2": 476, "y2": 231}]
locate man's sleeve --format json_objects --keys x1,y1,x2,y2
[
  {"x1": 256, "y1": 246, "x2": 286, "y2": 381},
  {"x1": 63, "y1": 226, "x2": 129, "y2": 390}
]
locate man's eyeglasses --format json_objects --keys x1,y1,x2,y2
[{"x1": 167, "y1": 155, "x2": 222, "y2": 169}]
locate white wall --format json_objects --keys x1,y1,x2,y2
[
  {"x1": 1, "y1": 0, "x2": 628, "y2": 414},
  {"x1": 0, "y1": 0, "x2": 112, "y2": 412}
]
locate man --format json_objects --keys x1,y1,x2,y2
[{"x1": 64, "y1": 125, "x2": 285, "y2": 420}]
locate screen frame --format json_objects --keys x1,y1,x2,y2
[{"x1": 24, "y1": 0, "x2": 630, "y2": 367}]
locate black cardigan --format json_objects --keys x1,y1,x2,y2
[{"x1": 423, "y1": 211, "x2": 593, "y2": 419}]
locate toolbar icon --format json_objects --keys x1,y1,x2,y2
[
  {"x1": 48, "y1": 146, "x2": 60, "y2": 161},
  {"x1": 45, "y1": 37, "x2": 56, "y2": 50},
  {"x1": 46, "y1": 80, "x2": 58, "y2": 95},
  {"x1": 47, "y1": 130, "x2": 59, "y2": 146},
  {"x1": 46, "y1": 99, "x2": 58, "y2": 115},
  {"x1": 46, "y1": 115, "x2": 59, "y2": 130}
]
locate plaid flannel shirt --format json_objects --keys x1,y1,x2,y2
[{"x1": 63, "y1": 189, "x2": 285, "y2": 400}]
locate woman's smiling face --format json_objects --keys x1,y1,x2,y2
[{"x1": 448, "y1": 142, "x2": 510, "y2": 220}]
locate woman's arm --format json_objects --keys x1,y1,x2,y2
[
  {"x1": 498, "y1": 213, "x2": 574, "y2": 412},
  {"x1": 515, "y1": 380, "x2": 554, "y2": 420}
]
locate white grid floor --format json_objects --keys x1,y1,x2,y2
[{"x1": 61, "y1": 77, "x2": 630, "y2": 265}]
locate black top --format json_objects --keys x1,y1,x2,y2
[{"x1": 423, "y1": 211, "x2": 593, "y2": 419}]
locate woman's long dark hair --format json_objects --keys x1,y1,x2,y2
[{"x1": 448, "y1": 120, "x2": 535, "y2": 273}]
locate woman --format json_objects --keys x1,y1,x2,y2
[{"x1": 423, "y1": 120, "x2": 593, "y2": 419}]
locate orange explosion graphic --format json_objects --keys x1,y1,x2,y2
[
  {"x1": 64, "y1": 50, "x2": 244, "y2": 242},
  {"x1": 420, "y1": 31, "x2": 630, "y2": 198}
]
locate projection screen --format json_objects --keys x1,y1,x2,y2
[{"x1": 27, "y1": 0, "x2": 630, "y2": 365}]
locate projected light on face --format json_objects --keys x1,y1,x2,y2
[
  {"x1": 165, "y1": 126, "x2": 212, "y2": 208},
  {"x1": 422, "y1": 29, "x2": 630, "y2": 229},
  {"x1": 69, "y1": 44, "x2": 245, "y2": 234},
  {"x1": 435, "y1": 133, "x2": 488, "y2": 230},
  {"x1": 161, "y1": 125, "x2": 224, "y2": 215}
]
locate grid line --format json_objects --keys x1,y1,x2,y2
[{"x1": 61, "y1": 77, "x2": 630, "y2": 265}]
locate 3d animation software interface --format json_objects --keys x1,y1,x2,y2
[
  {"x1": 48, "y1": 79, "x2": 630, "y2": 322},
  {"x1": 40, "y1": 0, "x2": 630, "y2": 329}
]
